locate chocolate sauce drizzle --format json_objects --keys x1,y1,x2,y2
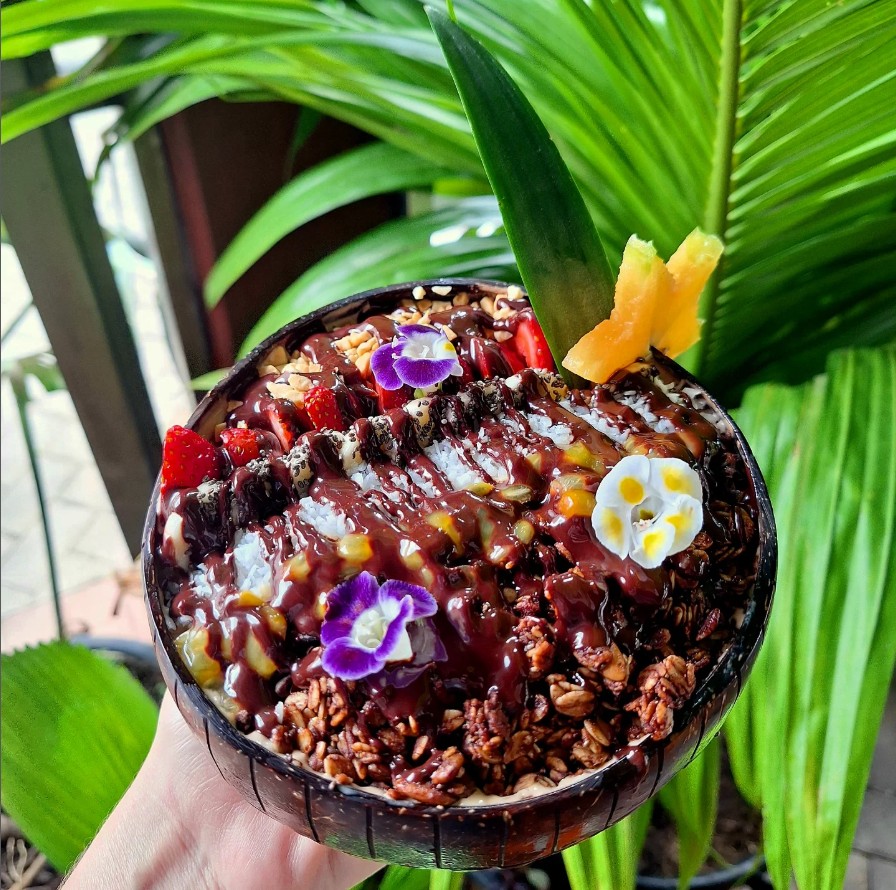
[{"x1": 154, "y1": 296, "x2": 756, "y2": 749}]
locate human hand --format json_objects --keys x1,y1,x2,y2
[{"x1": 66, "y1": 694, "x2": 382, "y2": 890}]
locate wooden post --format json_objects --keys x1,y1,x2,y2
[{"x1": 1, "y1": 55, "x2": 161, "y2": 553}]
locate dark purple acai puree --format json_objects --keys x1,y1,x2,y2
[{"x1": 153, "y1": 284, "x2": 759, "y2": 804}]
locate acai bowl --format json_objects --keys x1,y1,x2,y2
[{"x1": 143, "y1": 279, "x2": 775, "y2": 870}]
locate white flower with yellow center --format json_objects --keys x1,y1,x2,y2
[{"x1": 591, "y1": 455, "x2": 703, "y2": 569}]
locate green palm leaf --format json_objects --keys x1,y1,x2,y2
[
  {"x1": 562, "y1": 801, "x2": 654, "y2": 890},
  {"x1": 725, "y1": 346, "x2": 896, "y2": 889},
  {"x1": 205, "y1": 142, "x2": 461, "y2": 306},
  {"x1": 240, "y1": 196, "x2": 515, "y2": 353},
  {"x1": 428, "y1": 7, "x2": 614, "y2": 378},
  {"x1": 656, "y1": 736, "x2": 721, "y2": 890},
  {"x1": 3, "y1": 0, "x2": 891, "y2": 397}
]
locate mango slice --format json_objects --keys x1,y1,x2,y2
[
  {"x1": 654, "y1": 229, "x2": 724, "y2": 356},
  {"x1": 562, "y1": 229, "x2": 723, "y2": 384},
  {"x1": 563, "y1": 236, "x2": 671, "y2": 383}
]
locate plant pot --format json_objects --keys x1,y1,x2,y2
[
  {"x1": 637, "y1": 741, "x2": 769, "y2": 889},
  {"x1": 636, "y1": 854, "x2": 767, "y2": 890},
  {"x1": 69, "y1": 635, "x2": 164, "y2": 703},
  {"x1": 1, "y1": 638, "x2": 163, "y2": 890},
  {"x1": 142, "y1": 280, "x2": 776, "y2": 870}
]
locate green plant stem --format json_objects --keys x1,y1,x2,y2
[
  {"x1": 10, "y1": 374, "x2": 64, "y2": 640},
  {"x1": 694, "y1": 0, "x2": 742, "y2": 376}
]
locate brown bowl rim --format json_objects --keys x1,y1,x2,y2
[{"x1": 142, "y1": 278, "x2": 776, "y2": 819}]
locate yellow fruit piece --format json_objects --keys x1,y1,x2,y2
[
  {"x1": 653, "y1": 229, "x2": 724, "y2": 356},
  {"x1": 260, "y1": 604, "x2": 287, "y2": 638},
  {"x1": 513, "y1": 519, "x2": 535, "y2": 544},
  {"x1": 235, "y1": 589, "x2": 266, "y2": 608},
  {"x1": 337, "y1": 533, "x2": 373, "y2": 564},
  {"x1": 563, "y1": 441, "x2": 603, "y2": 472},
  {"x1": 286, "y1": 552, "x2": 311, "y2": 582},
  {"x1": 563, "y1": 237, "x2": 671, "y2": 383},
  {"x1": 557, "y1": 489, "x2": 597, "y2": 519},
  {"x1": 245, "y1": 632, "x2": 278, "y2": 678},
  {"x1": 562, "y1": 229, "x2": 723, "y2": 384},
  {"x1": 175, "y1": 627, "x2": 222, "y2": 688},
  {"x1": 427, "y1": 511, "x2": 463, "y2": 553}
]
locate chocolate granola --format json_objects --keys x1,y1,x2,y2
[{"x1": 153, "y1": 285, "x2": 758, "y2": 805}]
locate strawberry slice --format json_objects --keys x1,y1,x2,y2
[
  {"x1": 219, "y1": 427, "x2": 263, "y2": 467},
  {"x1": 514, "y1": 316, "x2": 555, "y2": 371},
  {"x1": 457, "y1": 356, "x2": 476, "y2": 385},
  {"x1": 375, "y1": 381, "x2": 408, "y2": 412},
  {"x1": 304, "y1": 385, "x2": 346, "y2": 431},
  {"x1": 497, "y1": 338, "x2": 526, "y2": 374},
  {"x1": 265, "y1": 401, "x2": 300, "y2": 450},
  {"x1": 161, "y1": 425, "x2": 219, "y2": 492}
]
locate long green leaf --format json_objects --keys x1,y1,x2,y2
[
  {"x1": 726, "y1": 346, "x2": 896, "y2": 890},
  {"x1": 657, "y1": 735, "x2": 721, "y2": 890},
  {"x1": 427, "y1": 7, "x2": 614, "y2": 376},
  {"x1": 0, "y1": 642, "x2": 159, "y2": 871},
  {"x1": 205, "y1": 142, "x2": 458, "y2": 306},
  {"x1": 563, "y1": 800, "x2": 654, "y2": 890},
  {"x1": 6, "y1": 2, "x2": 889, "y2": 395},
  {"x1": 240, "y1": 198, "x2": 516, "y2": 354},
  {"x1": 0, "y1": 0, "x2": 896, "y2": 399},
  {"x1": 350, "y1": 864, "x2": 429, "y2": 890},
  {"x1": 428, "y1": 870, "x2": 464, "y2": 890}
]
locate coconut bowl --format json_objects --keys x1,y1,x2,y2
[{"x1": 143, "y1": 280, "x2": 776, "y2": 870}]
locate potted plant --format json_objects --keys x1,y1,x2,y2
[{"x1": 1, "y1": 3, "x2": 893, "y2": 888}]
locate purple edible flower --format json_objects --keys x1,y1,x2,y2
[
  {"x1": 321, "y1": 572, "x2": 440, "y2": 681},
  {"x1": 371, "y1": 324, "x2": 463, "y2": 391}
]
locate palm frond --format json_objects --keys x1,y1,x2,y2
[
  {"x1": 205, "y1": 142, "x2": 461, "y2": 306},
  {"x1": 562, "y1": 800, "x2": 654, "y2": 890},
  {"x1": 725, "y1": 346, "x2": 896, "y2": 889},
  {"x1": 240, "y1": 196, "x2": 515, "y2": 353},
  {"x1": 3, "y1": 0, "x2": 890, "y2": 396},
  {"x1": 657, "y1": 736, "x2": 721, "y2": 890}
]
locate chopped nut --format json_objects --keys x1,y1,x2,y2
[
  {"x1": 259, "y1": 345, "x2": 289, "y2": 371},
  {"x1": 440, "y1": 709, "x2": 464, "y2": 733},
  {"x1": 412, "y1": 285, "x2": 426, "y2": 299},
  {"x1": 432, "y1": 285, "x2": 452, "y2": 296},
  {"x1": 516, "y1": 617, "x2": 556, "y2": 679},
  {"x1": 549, "y1": 675, "x2": 595, "y2": 719},
  {"x1": 355, "y1": 352, "x2": 372, "y2": 376},
  {"x1": 513, "y1": 773, "x2": 555, "y2": 794},
  {"x1": 430, "y1": 747, "x2": 465, "y2": 785},
  {"x1": 324, "y1": 753, "x2": 356, "y2": 783},
  {"x1": 287, "y1": 374, "x2": 312, "y2": 392},
  {"x1": 412, "y1": 735, "x2": 432, "y2": 762}
]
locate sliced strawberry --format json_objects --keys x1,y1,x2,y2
[
  {"x1": 304, "y1": 385, "x2": 346, "y2": 431},
  {"x1": 375, "y1": 381, "x2": 409, "y2": 412},
  {"x1": 161, "y1": 425, "x2": 219, "y2": 492},
  {"x1": 514, "y1": 316, "x2": 555, "y2": 371},
  {"x1": 265, "y1": 401, "x2": 301, "y2": 450},
  {"x1": 497, "y1": 338, "x2": 526, "y2": 374},
  {"x1": 219, "y1": 427, "x2": 263, "y2": 467}
]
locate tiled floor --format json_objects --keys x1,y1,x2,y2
[
  {"x1": 0, "y1": 243, "x2": 192, "y2": 622},
  {"x1": 848, "y1": 683, "x2": 896, "y2": 889}
]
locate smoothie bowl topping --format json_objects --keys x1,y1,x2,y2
[{"x1": 150, "y1": 282, "x2": 761, "y2": 807}]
